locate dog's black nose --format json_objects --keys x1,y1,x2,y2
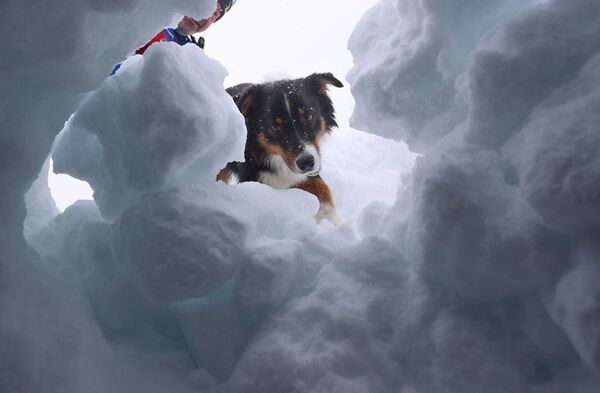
[{"x1": 296, "y1": 155, "x2": 315, "y2": 173}]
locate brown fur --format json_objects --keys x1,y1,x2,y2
[{"x1": 295, "y1": 176, "x2": 335, "y2": 207}]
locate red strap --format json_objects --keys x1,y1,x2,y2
[{"x1": 135, "y1": 30, "x2": 171, "y2": 56}]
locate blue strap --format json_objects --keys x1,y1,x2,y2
[{"x1": 164, "y1": 28, "x2": 190, "y2": 46}]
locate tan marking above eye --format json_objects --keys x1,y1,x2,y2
[
  {"x1": 275, "y1": 117, "x2": 284, "y2": 125},
  {"x1": 298, "y1": 108, "x2": 305, "y2": 115}
]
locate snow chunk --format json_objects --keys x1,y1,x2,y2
[
  {"x1": 346, "y1": 0, "x2": 600, "y2": 389},
  {"x1": 0, "y1": 251, "x2": 116, "y2": 393},
  {"x1": 29, "y1": 200, "x2": 109, "y2": 278},
  {"x1": 53, "y1": 44, "x2": 246, "y2": 218},
  {"x1": 179, "y1": 297, "x2": 255, "y2": 382},
  {"x1": 410, "y1": 146, "x2": 569, "y2": 300},
  {"x1": 506, "y1": 52, "x2": 600, "y2": 232},
  {"x1": 237, "y1": 240, "x2": 299, "y2": 311},
  {"x1": 224, "y1": 237, "x2": 412, "y2": 392},
  {"x1": 466, "y1": 0, "x2": 600, "y2": 148},
  {"x1": 225, "y1": 237, "x2": 543, "y2": 393},
  {"x1": 29, "y1": 200, "x2": 156, "y2": 331},
  {"x1": 113, "y1": 183, "x2": 316, "y2": 302},
  {"x1": 544, "y1": 240, "x2": 600, "y2": 375},
  {"x1": 347, "y1": 0, "x2": 532, "y2": 151},
  {"x1": 113, "y1": 185, "x2": 249, "y2": 302},
  {"x1": 1, "y1": 0, "x2": 216, "y2": 250}
]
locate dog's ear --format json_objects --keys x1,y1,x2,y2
[
  {"x1": 310, "y1": 72, "x2": 344, "y2": 92},
  {"x1": 226, "y1": 83, "x2": 257, "y2": 116}
]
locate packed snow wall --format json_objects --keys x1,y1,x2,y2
[
  {"x1": 0, "y1": 1, "x2": 223, "y2": 392},
  {"x1": 2, "y1": 0, "x2": 600, "y2": 393},
  {"x1": 345, "y1": 0, "x2": 600, "y2": 391}
]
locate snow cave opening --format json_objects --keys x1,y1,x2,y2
[{"x1": 9, "y1": 0, "x2": 600, "y2": 392}]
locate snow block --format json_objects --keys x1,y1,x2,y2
[
  {"x1": 409, "y1": 146, "x2": 570, "y2": 300},
  {"x1": 29, "y1": 200, "x2": 156, "y2": 331},
  {"x1": 113, "y1": 182, "x2": 317, "y2": 303},
  {"x1": 179, "y1": 297, "x2": 257, "y2": 382},
  {"x1": 544, "y1": 240, "x2": 600, "y2": 375},
  {"x1": 506, "y1": 52, "x2": 600, "y2": 233},
  {"x1": 347, "y1": 0, "x2": 532, "y2": 151},
  {"x1": 113, "y1": 186, "x2": 249, "y2": 302},
  {"x1": 53, "y1": 43, "x2": 246, "y2": 218},
  {"x1": 237, "y1": 240, "x2": 299, "y2": 311}
]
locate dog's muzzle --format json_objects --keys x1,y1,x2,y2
[
  {"x1": 306, "y1": 166, "x2": 321, "y2": 177},
  {"x1": 295, "y1": 145, "x2": 321, "y2": 176},
  {"x1": 296, "y1": 154, "x2": 316, "y2": 173}
]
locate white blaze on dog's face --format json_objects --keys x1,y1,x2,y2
[
  {"x1": 279, "y1": 91, "x2": 322, "y2": 176},
  {"x1": 259, "y1": 154, "x2": 309, "y2": 190},
  {"x1": 259, "y1": 143, "x2": 321, "y2": 190}
]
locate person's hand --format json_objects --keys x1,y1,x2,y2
[{"x1": 176, "y1": 3, "x2": 222, "y2": 35}]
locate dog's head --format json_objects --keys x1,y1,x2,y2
[{"x1": 227, "y1": 73, "x2": 343, "y2": 176}]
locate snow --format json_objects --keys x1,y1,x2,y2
[
  {"x1": 24, "y1": 159, "x2": 59, "y2": 240},
  {"x1": 342, "y1": 0, "x2": 600, "y2": 391},
  {"x1": 544, "y1": 240, "x2": 600, "y2": 375},
  {"x1": 53, "y1": 43, "x2": 247, "y2": 218},
  {"x1": 3, "y1": 0, "x2": 600, "y2": 392},
  {"x1": 112, "y1": 183, "x2": 316, "y2": 302},
  {"x1": 347, "y1": 0, "x2": 532, "y2": 151},
  {"x1": 505, "y1": 51, "x2": 600, "y2": 233},
  {"x1": 465, "y1": 0, "x2": 600, "y2": 149},
  {"x1": 407, "y1": 147, "x2": 569, "y2": 301}
]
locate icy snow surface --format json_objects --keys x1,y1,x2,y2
[{"x1": 3, "y1": 0, "x2": 600, "y2": 392}]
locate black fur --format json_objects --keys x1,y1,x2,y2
[{"x1": 221, "y1": 73, "x2": 343, "y2": 183}]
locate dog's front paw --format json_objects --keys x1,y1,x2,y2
[
  {"x1": 216, "y1": 168, "x2": 239, "y2": 185},
  {"x1": 315, "y1": 204, "x2": 340, "y2": 225}
]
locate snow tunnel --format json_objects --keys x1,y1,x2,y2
[{"x1": 3, "y1": 0, "x2": 600, "y2": 392}]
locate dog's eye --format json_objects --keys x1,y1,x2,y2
[
  {"x1": 271, "y1": 125, "x2": 281, "y2": 133},
  {"x1": 301, "y1": 114, "x2": 314, "y2": 123}
]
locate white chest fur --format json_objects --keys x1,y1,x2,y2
[{"x1": 258, "y1": 155, "x2": 308, "y2": 189}]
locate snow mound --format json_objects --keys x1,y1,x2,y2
[
  {"x1": 113, "y1": 183, "x2": 315, "y2": 302},
  {"x1": 506, "y1": 52, "x2": 600, "y2": 233},
  {"x1": 544, "y1": 240, "x2": 600, "y2": 375},
  {"x1": 465, "y1": 0, "x2": 600, "y2": 149},
  {"x1": 409, "y1": 147, "x2": 568, "y2": 301},
  {"x1": 347, "y1": 0, "x2": 531, "y2": 151},
  {"x1": 342, "y1": 0, "x2": 600, "y2": 390},
  {"x1": 53, "y1": 43, "x2": 246, "y2": 218},
  {"x1": 0, "y1": 1, "x2": 233, "y2": 392}
]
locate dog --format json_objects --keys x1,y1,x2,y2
[{"x1": 217, "y1": 72, "x2": 343, "y2": 223}]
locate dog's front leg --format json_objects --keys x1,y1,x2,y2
[
  {"x1": 216, "y1": 161, "x2": 248, "y2": 185},
  {"x1": 295, "y1": 176, "x2": 340, "y2": 224}
]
